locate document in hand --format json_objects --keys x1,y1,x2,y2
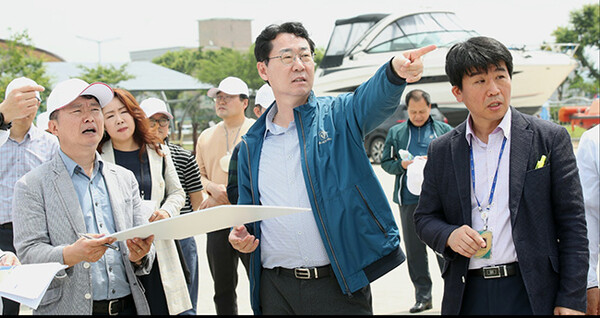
[
  {"x1": 108, "y1": 205, "x2": 310, "y2": 241},
  {"x1": 0, "y1": 263, "x2": 68, "y2": 309}
]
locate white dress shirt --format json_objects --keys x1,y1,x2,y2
[
  {"x1": 465, "y1": 108, "x2": 518, "y2": 270},
  {"x1": 258, "y1": 105, "x2": 330, "y2": 269},
  {"x1": 576, "y1": 124, "x2": 599, "y2": 288}
]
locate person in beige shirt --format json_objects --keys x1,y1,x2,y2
[{"x1": 195, "y1": 76, "x2": 254, "y2": 314}]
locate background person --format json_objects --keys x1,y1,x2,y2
[
  {"x1": 0, "y1": 79, "x2": 44, "y2": 147},
  {"x1": 381, "y1": 89, "x2": 451, "y2": 313},
  {"x1": 195, "y1": 76, "x2": 254, "y2": 315},
  {"x1": 0, "y1": 77, "x2": 58, "y2": 315},
  {"x1": 12, "y1": 78, "x2": 154, "y2": 315},
  {"x1": 576, "y1": 124, "x2": 599, "y2": 315},
  {"x1": 227, "y1": 83, "x2": 273, "y2": 204},
  {"x1": 141, "y1": 97, "x2": 204, "y2": 316},
  {"x1": 414, "y1": 36, "x2": 588, "y2": 315},
  {"x1": 229, "y1": 22, "x2": 433, "y2": 315},
  {"x1": 98, "y1": 88, "x2": 191, "y2": 315}
]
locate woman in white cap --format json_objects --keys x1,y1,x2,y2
[{"x1": 97, "y1": 88, "x2": 191, "y2": 315}]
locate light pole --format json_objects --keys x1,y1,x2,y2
[{"x1": 76, "y1": 35, "x2": 120, "y2": 64}]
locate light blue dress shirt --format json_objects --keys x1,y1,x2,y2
[
  {"x1": 0, "y1": 124, "x2": 58, "y2": 224},
  {"x1": 58, "y1": 150, "x2": 131, "y2": 300},
  {"x1": 258, "y1": 105, "x2": 330, "y2": 269}
]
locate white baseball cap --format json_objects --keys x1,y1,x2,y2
[
  {"x1": 5, "y1": 77, "x2": 41, "y2": 101},
  {"x1": 140, "y1": 97, "x2": 173, "y2": 119},
  {"x1": 255, "y1": 84, "x2": 275, "y2": 108},
  {"x1": 207, "y1": 77, "x2": 249, "y2": 98},
  {"x1": 36, "y1": 111, "x2": 50, "y2": 130},
  {"x1": 46, "y1": 78, "x2": 113, "y2": 115}
]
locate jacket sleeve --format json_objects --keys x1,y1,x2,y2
[
  {"x1": 381, "y1": 126, "x2": 405, "y2": 175},
  {"x1": 340, "y1": 60, "x2": 407, "y2": 139},
  {"x1": 549, "y1": 126, "x2": 589, "y2": 311},
  {"x1": 160, "y1": 148, "x2": 185, "y2": 217}
]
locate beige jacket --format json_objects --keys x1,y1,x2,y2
[{"x1": 101, "y1": 141, "x2": 191, "y2": 314}]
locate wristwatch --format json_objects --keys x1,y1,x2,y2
[{"x1": 0, "y1": 112, "x2": 12, "y2": 131}]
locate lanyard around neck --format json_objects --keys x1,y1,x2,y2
[{"x1": 469, "y1": 136, "x2": 507, "y2": 228}]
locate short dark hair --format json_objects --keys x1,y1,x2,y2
[
  {"x1": 405, "y1": 89, "x2": 431, "y2": 108},
  {"x1": 49, "y1": 95, "x2": 99, "y2": 120},
  {"x1": 445, "y1": 36, "x2": 513, "y2": 89},
  {"x1": 254, "y1": 22, "x2": 315, "y2": 65}
]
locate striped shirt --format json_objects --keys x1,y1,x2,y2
[
  {"x1": 167, "y1": 142, "x2": 203, "y2": 213},
  {"x1": 1, "y1": 125, "x2": 59, "y2": 224}
]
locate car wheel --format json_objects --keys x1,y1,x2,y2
[{"x1": 369, "y1": 137, "x2": 385, "y2": 164}]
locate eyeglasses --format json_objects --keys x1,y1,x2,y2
[
  {"x1": 149, "y1": 117, "x2": 169, "y2": 127},
  {"x1": 267, "y1": 51, "x2": 314, "y2": 65},
  {"x1": 214, "y1": 95, "x2": 237, "y2": 103}
]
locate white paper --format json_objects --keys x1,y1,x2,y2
[
  {"x1": 0, "y1": 263, "x2": 68, "y2": 309},
  {"x1": 108, "y1": 205, "x2": 309, "y2": 241},
  {"x1": 407, "y1": 156, "x2": 427, "y2": 195}
]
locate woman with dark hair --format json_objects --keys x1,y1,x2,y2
[{"x1": 98, "y1": 88, "x2": 191, "y2": 315}]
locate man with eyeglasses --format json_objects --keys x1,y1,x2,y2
[
  {"x1": 195, "y1": 77, "x2": 253, "y2": 315},
  {"x1": 228, "y1": 22, "x2": 435, "y2": 315},
  {"x1": 381, "y1": 89, "x2": 452, "y2": 313},
  {"x1": 140, "y1": 97, "x2": 203, "y2": 315}
]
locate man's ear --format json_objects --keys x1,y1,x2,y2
[
  {"x1": 451, "y1": 86, "x2": 463, "y2": 103},
  {"x1": 48, "y1": 119, "x2": 59, "y2": 137},
  {"x1": 257, "y1": 62, "x2": 269, "y2": 82}
]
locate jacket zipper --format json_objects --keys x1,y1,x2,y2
[
  {"x1": 355, "y1": 185, "x2": 387, "y2": 236},
  {"x1": 297, "y1": 114, "x2": 352, "y2": 296},
  {"x1": 242, "y1": 138, "x2": 257, "y2": 306}
]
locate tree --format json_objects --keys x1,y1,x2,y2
[
  {"x1": 78, "y1": 64, "x2": 135, "y2": 87},
  {"x1": 196, "y1": 46, "x2": 264, "y2": 90},
  {"x1": 0, "y1": 30, "x2": 52, "y2": 108},
  {"x1": 553, "y1": 4, "x2": 600, "y2": 97}
]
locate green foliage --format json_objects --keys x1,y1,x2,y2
[
  {"x1": 78, "y1": 64, "x2": 135, "y2": 87},
  {"x1": 553, "y1": 4, "x2": 600, "y2": 97},
  {"x1": 152, "y1": 49, "x2": 203, "y2": 77},
  {"x1": 196, "y1": 46, "x2": 264, "y2": 90},
  {"x1": 0, "y1": 30, "x2": 52, "y2": 108}
]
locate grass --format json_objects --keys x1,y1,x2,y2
[{"x1": 561, "y1": 124, "x2": 588, "y2": 139}]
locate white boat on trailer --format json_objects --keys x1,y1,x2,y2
[{"x1": 313, "y1": 11, "x2": 578, "y2": 126}]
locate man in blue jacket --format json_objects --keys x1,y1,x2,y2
[
  {"x1": 228, "y1": 21, "x2": 435, "y2": 315},
  {"x1": 381, "y1": 89, "x2": 452, "y2": 313}
]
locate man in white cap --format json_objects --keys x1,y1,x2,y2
[
  {"x1": 195, "y1": 76, "x2": 254, "y2": 314},
  {"x1": 0, "y1": 77, "x2": 58, "y2": 315},
  {"x1": 140, "y1": 97, "x2": 204, "y2": 315},
  {"x1": 12, "y1": 78, "x2": 155, "y2": 315},
  {"x1": 226, "y1": 83, "x2": 274, "y2": 205}
]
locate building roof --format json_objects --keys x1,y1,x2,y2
[
  {"x1": 44, "y1": 61, "x2": 211, "y2": 91},
  {"x1": 0, "y1": 39, "x2": 65, "y2": 62}
]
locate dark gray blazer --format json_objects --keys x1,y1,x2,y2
[
  {"x1": 12, "y1": 154, "x2": 155, "y2": 315},
  {"x1": 414, "y1": 107, "x2": 588, "y2": 314}
]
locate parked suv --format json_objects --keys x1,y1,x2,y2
[{"x1": 365, "y1": 103, "x2": 449, "y2": 164}]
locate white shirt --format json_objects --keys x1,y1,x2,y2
[
  {"x1": 576, "y1": 124, "x2": 599, "y2": 288},
  {"x1": 465, "y1": 108, "x2": 518, "y2": 269},
  {"x1": 258, "y1": 105, "x2": 330, "y2": 269}
]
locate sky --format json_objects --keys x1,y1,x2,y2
[{"x1": 0, "y1": 0, "x2": 596, "y2": 63}]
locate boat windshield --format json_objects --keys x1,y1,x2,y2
[
  {"x1": 326, "y1": 21, "x2": 377, "y2": 56},
  {"x1": 366, "y1": 12, "x2": 478, "y2": 53}
]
